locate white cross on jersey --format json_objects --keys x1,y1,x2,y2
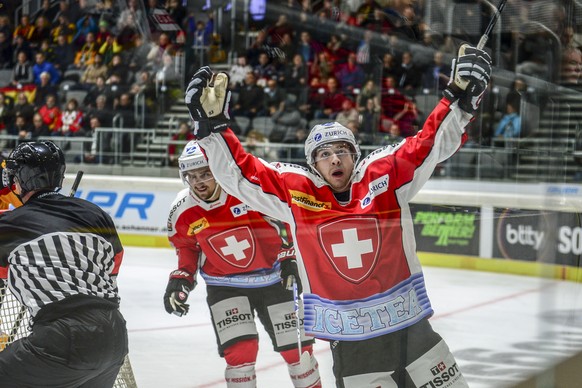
[
  {"x1": 331, "y1": 228, "x2": 373, "y2": 269},
  {"x1": 221, "y1": 236, "x2": 251, "y2": 261}
]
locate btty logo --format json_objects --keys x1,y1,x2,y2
[
  {"x1": 430, "y1": 362, "x2": 446, "y2": 376},
  {"x1": 225, "y1": 308, "x2": 239, "y2": 316}
]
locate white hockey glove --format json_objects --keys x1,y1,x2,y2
[
  {"x1": 184, "y1": 66, "x2": 231, "y2": 138},
  {"x1": 164, "y1": 270, "x2": 196, "y2": 317},
  {"x1": 443, "y1": 44, "x2": 492, "y2": 114},
  {"x1": 279, "y1": 245, "x2": 303, "y2": 295}
]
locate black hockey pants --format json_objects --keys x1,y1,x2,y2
[{"x1": 0, "y1": 307, "x2": 128, "y2": 388}]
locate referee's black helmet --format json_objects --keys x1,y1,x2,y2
[{"x1": 2, "y1": 141, "x2": 66, "y2": 195}]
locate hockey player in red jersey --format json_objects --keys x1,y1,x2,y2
[
  {"x1": 183, "y1": 45, "x2": 492, "y2": 387},
  {"x1": 164, "y1": 140, "x2": 321, "y2": 388}
]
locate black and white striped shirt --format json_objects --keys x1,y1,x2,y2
[{"x1": 0, "y1": 191, "x2": 123, "y2": 319}]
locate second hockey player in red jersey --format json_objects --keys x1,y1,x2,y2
[
  {"x1": 164, "y1": 140, "x2": 321, "y2": 387},
  {"x1": 184, "y1": 45, "x2": 492, "y2": 387}
]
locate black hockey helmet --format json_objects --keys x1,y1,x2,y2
[{"x1": 2, "y1": 141, "x2": 66, "y2": 196}]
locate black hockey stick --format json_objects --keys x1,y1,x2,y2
[
  {"x1": 69, "y1": 170, "x2": 84, "y2": 197},
  {"x1": 477, "y1": 0, "x2": 508, "y2": 50},
  {"x1": 454, "y1": 0, "x2": 508, "y2": 89},
  {"x1": 6, "y1": 171, "x2": 85, "y2": 344}
]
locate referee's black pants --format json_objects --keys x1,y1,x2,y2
[{"x1": 0, "y1": 307, "x2": 128, "y2": 388}]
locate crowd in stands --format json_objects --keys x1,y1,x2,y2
[
  {"x1": 0, "y1": 0, "x2": 201, "y2": 162},
  {"x1": 219, "y1": 0, "x2": 582, "y2": 159},
  {"x1": 0, "y1": 0, "x2": 581, "y2": 166}
]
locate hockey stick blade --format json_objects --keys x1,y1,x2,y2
[
  {"x1": 292, "y1": 277, "x2": 302, "y2": 359},
  {"x1": 477, "y1": 0, "x2": 508, "y2": 50}
]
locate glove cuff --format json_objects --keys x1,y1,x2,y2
[
  {"x1": 169, "y1": 270, "x2": 195, "y2": 289},
  {"x1": 194, "y1": 117, "x2": 230, "y2": 138}
]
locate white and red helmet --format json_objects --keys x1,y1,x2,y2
[
  {"x1": 178, "y1": 140, "x2": 208, "y2": 185},
  {"x1": 304, "y1": 121, "x2": 361, "y2": 168}
]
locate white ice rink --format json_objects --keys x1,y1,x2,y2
[{"x1": 119, "y1": 246, "x2": 582, "y2": 388}]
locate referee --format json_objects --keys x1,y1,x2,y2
[{"x1": 0, "y1": 141, "x2": 128, "y2": 387}]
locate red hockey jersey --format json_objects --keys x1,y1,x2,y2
[
  {"x1": 167, "y1": 187, "x2": 288, "y2": 288},
  {"x1": 199, "y1": 98, "x2": 471, "y2": 341}
]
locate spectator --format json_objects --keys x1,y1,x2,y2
[
  {"x1": 277, "y1": 32, "x2": 296, "y2": 66},
  {"x1": 12, "y1": 14, "x2": 35, "y2": 44},
  {"x1": 129, "y1": 70, "x2": 156, "y2": 110},
  {"x1": 0, "y1": 92, "x2": 13, "y2": 149},
  {"x1": 103, "y1": 73, "x2": 128, "y2": 107},
  {"x1": 494, "y1": 100, "x2": 521, "y2": 139},
  {"x1": 57, "y1": 98, "x2": 84, "y2": 136},
  {"x1": 231, "y1": 71, "x2": 264, "y2": 121},
  {"x1": 37, "y1": 39, "x2": 56, "y2": 66},
  {"x1": 0, "y1": 30, "x2": 12, "y2": 69},
  {"x1": 335, "y1": 98, "x2": 359, "y2": 128},
  {"x1": 165, "y1": 0, "x2": 187, "y2": 27},
  {"x1": 296, "y1": 31, "x2": 317, "y2": 64},
  {"x1": 115, "y1": 92, "x2": 136, "y2": 129},
  {"x1": 10, "y1": 51, "x2": 34, "y2": 87},
  {"x1": 38, "y1": 94, "x2": 62, "y2": 134},
  {"x1": 167, "y1": 121, "x2": 195, "y2": 167},
  {"x1": 394, "y1": 51, "x2": 421, "y2": 95},
  {"x1": 12, "y1": 92, "x2": 35, "y2": 123},
  {"x1": 106, "y1": 53, "x2": 130, "y2": 85},
  {"x1": 560, "y1": 46, "x2": 582, "y2": 85},
  {"x1": 380, "y1": 52, "x2": 398, "y2": 83},
  {"x1": 421, "y1": 50, "x2": 451, "y2": 92},
  {"x1": 314, "y1": 76, "x2": 347, "y2": 119},
  {"x1": 32, "y1": 51, "x2": 61, "y2": 86},
  {"x1": 280, "y1": 53, "x2": 308, "y2": 98},
  {"x1": 73, "y1": 14, "x2": 97, "y2": 48},
  {"x1": 253, "y1": 52, "x2": 278, "y2": 85},
  {"x1": 73, "y1": 31, "x2": 98, "y2": 69},
  {"x1": 95, "y1": 19, "x2": 112, "y2": 47},
  {"x1": 29, "y1": 15, "x2": 51, "y2": 49},
  {"x1": 228, "y1": 55, "x2": 253, "y2": 90},
  {"x1": 147, "y1": 32, "x2": 175, "y2": 70},
  {"x1": 0, "y1": 15, "x2": 11, "y2": 39},
  {"x1": 359, "y1": 96, "x2": 381, "y2": 144},
  {"x1": 7, "y1": 114, "x2": 32, "y2": 146},
  {"x1": 99, "y1": 35, "x2": 122, "y2": 67},
  {"x1": 83, "y1": 94, "x2": 113, "y2": 129},
  {"x1": 310, "y1": 50, "x2": 334, "y2": 81},
  {"x1": 50, "y1": 14, "x2": 76, "y2": 44},
  {"x1": 155, "y1": 52, "x2": 181, "y2": 110},
  {"x1": 80, "y1": 53, "x2": 108, "y2": 88},
  {"x1": 34, "y1": 72, "x2": 59, "y2": 109},
  {"x1": 80, "y1": 115, "x2": 106, "y2": 164},
  {"x1": 126, "y1": 34, "x2": 151, "y2": 73},
  {"x1": 379, "y1": 120, "x2": 404, "y2": 145},
  {"x1": 83, "y1": 76, "x2": 109, "y2": 109},
  {"x1": 33, "y1": 0, "x2": 58, "y2": 26},
  {"x1": 30, "y1": 112, "x2": 51, "y2": 139},
  {"x1": 356, "y1": 0, "x2": 381, "y2": 27},
  {"x1": 267, "y1": 14, "x2": 293, "y2": 46},
  {"x1": 335, "y1": 52, "x2": 366, "y2": 95},
  {"x1": 393, "y1": 98, "x2": 421, "y2": 137},
  {"x1": 245, "y1": 29, "x2": 268, "y2": 67},
  {"x1": 262, "y1": 77, "x2": 286, "y2": 115},
  {"x1": 52, "y1": 33, "x2": 75, "y2": 74},
  {"x1": 356, "y1": 79, "x2": 381, "y2": 112},
  {"x1": 11, "y1": 35, "x2": 33, "y2": 66},
  {"x1": 380, "y1": 74, "x2": 408, "y2": 119},
  {"x1": 355, "y1": 30, "x2": 375, "y2": 74}
]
